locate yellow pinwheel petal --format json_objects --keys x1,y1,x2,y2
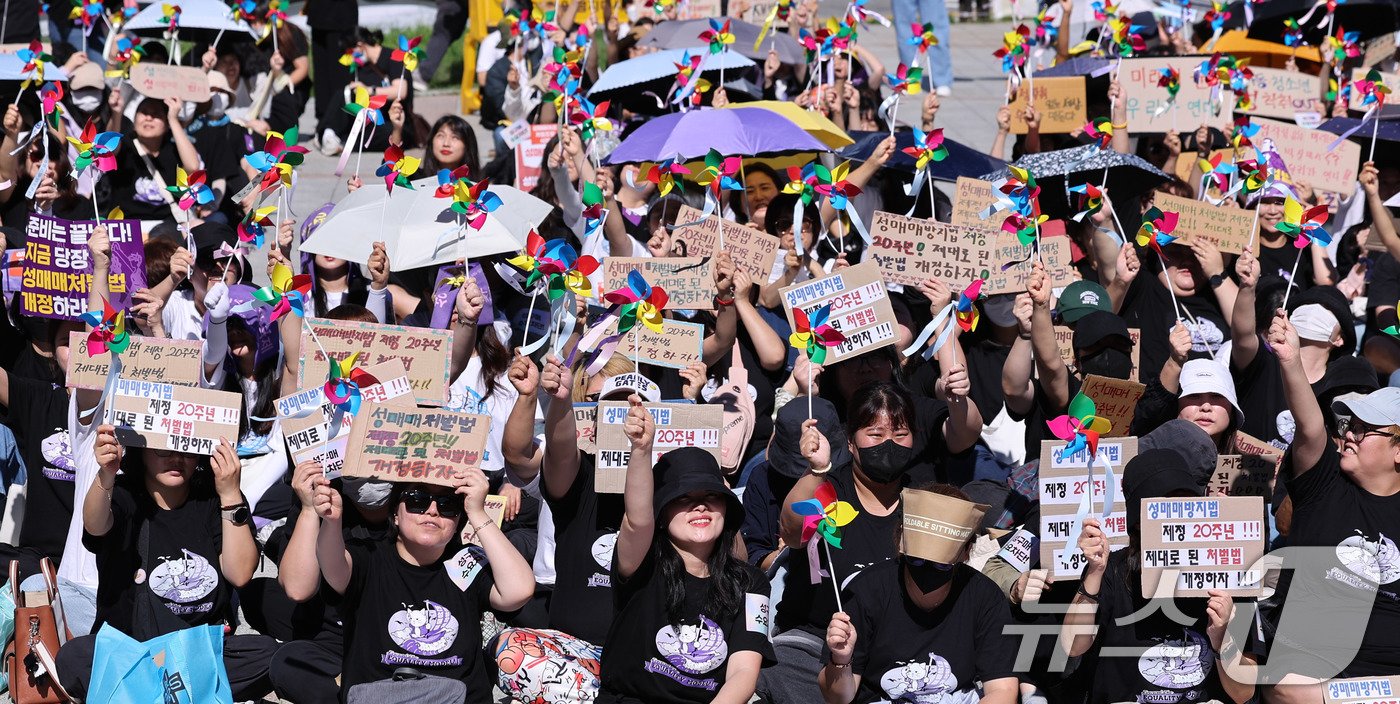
[
  {"x1": 825, "y1": 501, "x2": 858, "y2": 527},
  {"x1": 565, "y1": 272, "x2": 593, "y2": 297},
  {"x1": 400, "y1": 155, "x2": 421, "y2": 177},
  {"x1": 342, "y1": 351, "x2": 362, "y2": 370},
  {"x1": 639, "y1": 303, "x2": 665, "y2": 332},
  {"x1": 175, "y1": 167, "x2": 190, "y2": 188},
  {"x1": 270, "y1": 262, "x2": 294, "y2": 292},
  {"x1": 1283, "y1": 197, "x2": 1302, "y2": 225},
  {"x1": 1082, "y1": 415, "x2": 1112, "y2": 434},
  {"x1": 506, "y1": 254, "x2": 536, "y2": 271},
  {"x1": 788, "y1": 331, "x2": 811, "y2": 348}
]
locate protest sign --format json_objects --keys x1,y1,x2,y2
[
  {"x1": 1231, "y1": 429, "x2": 1285, "y2": 458},
  {"x1": 672, "y1": 206, "x2": 781, "y2": 281},
  {"x1": 1242, "y1": 67, "x2": 1323, "y2": 121},
  {"x1": 67, "y1": 333, "x2": 203, "y2": 390},
  {"x1": 602, "y1": 257, "x2": 717, "y2": 310},
  {"x1": 277, "y1": 361, "x2": 415, "y2": 479},
  {"x1": 342, "y1": 403, "x2": 491, "y2": 487},
  {"x1": 594, "y1": 401, "x2": 724, "y2": 493},
  {"x1": 675, "y1": 0, "x2": 721, "y2": 19},
  {"x1": 575, "y1": 403, "x2": 598, "y2": 454},
  {"x1": 514, "y1": 123, "x2": 559, "y2": 192},
  {"x1": 130, "y1": 63, "x2": 212, "y2": 102},
  {"x1": 950, "y1": 177, "x2": 999, "y2": 229},
  {"x1": 868, "y1": 211, "x2": 995, "y2": 287},
  {"x1": 1038, "y1": 438, "x2": 1137, "y2": 579},
  {"x1": 1120, "y1": 56, "x2": 1232, "y2": 132},
  {"x1": 1208, "y1": 454, "x2": 1281, "y2": 498},
  {"x1": 1150, "y1": 192, "x2": 1259, "y2": 254},
  {"x1": 1323, "y1": 676, "x2": 1400, "y2": 704},
  {"x1": 780, "y1": 262, "x2": 898, "y2": 364},
  {"x1": 1080, "y1": 374, "x2": 1146, "y2": 437},
  {"x1": 299, "y1": 318, "x2": 453, "y2": 406},
  {"x1": 110, "y1": 380, "x2": 241, "y2": 456},
  {"x1": 1139, "y1": 496, "x2": 1267, "y2": 597},
  {"x1": 1365, "y1": 32, "x2": 1398, "y2": 68},
  {"x1": 1252, "y1": 116, "x2": 1361, "y2": 194},
  {"x1": 996, "y1": 527, "x2": 1040, "y2": 573},
  {"x1": 20, "y1": 215, "x2": 146, "y2": 320},
  {"x1": 1054, "y1": 326, "x2": 1141, "y2": 381},
  {"x1": 619, "y1": 319, "x2": 704, "y2": 369},
  {"x1": 1006, "y1": 76, "x2": 1087, "y2": 134},
  {"x1": 983, "y1": 232, "x2": 1079, "y2": 294},
  {"x1": 1350, "y1": 69, "x2": 1400, "y2": 112}
]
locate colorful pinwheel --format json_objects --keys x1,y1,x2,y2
[
  {"x1": 1047, "y1": 390, "x2": 1112, "y2": 459},
  {"x1": 1230, "y1": 115, "x2": 1259, "y2": 149},
  {"x1": 1283, "y1": 17, "x2": 1305, "y2": 47},
  {"x1": 813, "y1": 161, "x2": 861, "y2": 212},
  {"x1": 376, "y1": 143, "x2": 420, "y2": 193},
  {"x1": 581, "y1": 182, "x2": 606, "y2": 239},
  {"x1": 903, "y1": 128, "x2": 948, "y2": 168},
  {"x1": 508, "y1": 231, "x2": 599, "y2": 301},
  {"x1": 238, "y1": 205, "x2": 277, "y2": 248},
  {"x1": 642, "y1": 158, "x2": 690, "y2": 197},
  {"x1": 791, "y1": 481, "x2": 859, "y2": 549},
  {"x1": 1084, "y1": 117, "x2": 1115, "y2": 150},
  {"x1": 1157, "y1": 66, "x2": 1181, "y2": 98},
  {"x1": 604, "y1": 271, "x2": 667, "y2": 335},
  {"x1": 699, "y1": 18, "x2": 734, "y2": 54},
  {"x1": 789, "y1": 304, "x2": 846, "y2": 364},
  {"x1": 1237, "y1": 157, "x2": 1270, "y2": 195},
  {"x1": 17, "y1": 40, "x2": 50, "y2": 89},
  {"x1": 1324, "y1": 26, "x2": 1360, "y2": 64},
  {"x1": 1108, "y1": 13, "x2": 1146, "y2": 56},
  {"x1": 246, "y1": 126, "x2": 308, "y2": 193},
  {"x1": 69, "y1": 0, "x2": 103, "y2": 30},
  {"x1": 1203, "y1": 1, "x2": 1230, "y2": 34},
  {"x1": 909, "y1": 22, "x2": 938, "y2": 55},
  {"x1": 695, "y1": 149, "x2": 743, "y2": 200},
  {"x1": 392, "y1": 35, "x2": 425, "y2": 72},
  {"x1": 106, "y1": 36, "x2": 144, "y2": 79},
  {"x1": 324, "y1": 352, "x2": 378, "y2": 416},
  {"x1": 1135, "y1": 207, "x2": 1179, "y2": 255},
  {"x1": 160, "y1": 3, "x2": 180, "y2": 34},
  {"x1": 994, "y1": 25, "x2": 1030, "y2": 74},
  {"x1": 167, "y1": 168, "x2": 213, "y2": 211},
  {"x1": 67, "y1": 119, "x2": 121, "y2": 173},
  {"x1": 884, "y1": 63, "x2": 922, "y2": 94},
  {"x1": 955, "y1": 278, "x2": 983, "y2": 332},
  {"x1": 1355, "y1": 69, "x2": 1391, "y2": 109},
  {"x1": 1198, "y1": 152, "x2": 1237, "y2": 193},
  {"x1": 434, "y1": 165, "x2": 470, "y2": 198},
  {"x1": 39, "y1": 82, "x2": 63, "y2": 127},
  {"x1": 263, "y1": 0, "x2": 285, "y2": 35},
  {"x1": 251, "y1": 263, "x2": 311, "y2": 321},
  {"x1": 449, "y1": 178, "x2": 501, "y2": 230},
  {"x1": 754, "y1": 0, "x2": 793, "y2": 50},
  {"x1": 344, "y1": 86, "x2": 388, "y2": 126},
  {"x1": 1278, "y1": 197, "x2": 1331, "y2": 248},
  {"x1": 570, "y1": 98, "x2": 612, "y2": 142},
  {"x1": 339, "y1": 47, "x2": 366, "y2": 76},
  {"x1": 1068, "y1": 183, "x2": 1103, "y2": 222},
  {"x1": 80, "y1": 298, "x2": 129, "y2": 356}
]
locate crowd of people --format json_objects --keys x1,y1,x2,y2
[{"x1": 0, "y1": 0, "x2": 1397, "y2": 702}]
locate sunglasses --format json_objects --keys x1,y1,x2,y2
[
  {"x1": 399, "y1": 489, "x2": 464, "y2": 518},
  {"x1": 1335, "y1": 416, "x2": 1400, "y2": 442}
]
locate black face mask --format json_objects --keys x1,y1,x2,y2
[
  {"x1": 1078, "y1": 348, "x2": 1133, "y2": 380},
  {"x1": 857, "y1": 440, "x2": 916, "y2": 484},
  {"x1": 904, "y1": 557, "x2": 956, "y2": 593}
]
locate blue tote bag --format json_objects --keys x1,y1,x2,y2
[{"x1": 86, "y1": 624, "x2": 232, "y2": 704}]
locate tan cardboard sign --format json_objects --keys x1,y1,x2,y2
[
  {"x1": 1151, "y1": 192, "x2": 1259, "y2": 255},
  {"x1": 299, "y1": 318, "x2": 453, "y2": 406},
  {"x1": 950, "y1": 177, "x2": 999, "y2": 229},
  {"x1": 615, "y1": 318, "x2": 704, "y2": 369},
  {"x1": 67, "y1": 333, "x2": 203, "y2": 390},
  {"x1": 277, "y1": 360, "x2": 414, "y2": 479},
  {"x1": 672, "y1": 205, "x2": 782, "y2": 281},
  {"x1": 1322, "y1": 676, "x2": 1400, "y2": 704},
  {"x1": 868, "y1": 211, "x2": 996, "y2": 287},
  {"x1": 574, "y1": 403, "x2": 598, "y2": 454},
  {"x1": 1243, "y1": 67, "x2": 1323, "y2": 121},
  {"x1": 1252, "y1": 116, "x2": 1362, "y2": 195},
  {"x1": 110, "y1": 380, "x2": 241, "y2": 456},
  {"x1": 983, "y1": 232, "x2": 1079, "y2": 295},
  {"x1": 1054, "y1": 326, "x2": 1141, "y2": 381},
  {"x1": 1119, "y1": 56, "x2": 1232, "y2": 132},
  {"x1": 1007, "y1": 76, "x2": 1088, "y2": 134},
  {"x1": 1081, "y1": 374, "x2": 1146, "y2": 437},
  {"x1": 900, "y1": 489, "x2": 989, "y2": 563},
  {"x1": 1231, "y1": 429, "x2": 1285, "y2": 458},
  {"x1": 130, "y1": 63, "x2": 211, "y2": 102},
  {"x1": 779, "y1": 261, "x2": 899, "y2": 364},
  {"x1": 1208, "y1": 454, "x2": 1281, "y2": 498},
  {"x1": 1038, "y1": 437, "x2": 1137, "y2": 579},
  {"x1": 342, "y1": 403, "x2": 491, "y2": 487},
  {"x1": 594, "y1": 401, "x2": 724, "y2": 493},
  {"x1": 1140, "y1": 495, "x2": 1267, "y2": 597},
  {"x1": 601, "y1": 257, "x2": 717, "y2": 310}
]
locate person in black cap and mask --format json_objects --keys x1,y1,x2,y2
[
  {"x1": 1059, "y1": 449, "x2": 1258, "y2": 704},
  {"x1": 144, "y1": 221, "x2": 245, "y2": 341},
  {"x1": 599, "y1": 397, "x2": 774, "y2": 703}
]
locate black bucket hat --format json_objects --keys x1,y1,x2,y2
[{"x1": 652, "y1": 447, "x2": 743, "y2": 527}]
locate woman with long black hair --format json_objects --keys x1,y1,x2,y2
[{"x1": 598, "y1": 396, "x2": 774, "y2": 703}]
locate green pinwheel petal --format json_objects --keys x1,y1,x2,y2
[
  {"x1": 1068, "y1": 391, "x2": 1096, "y2": 423},
  {"x1": 108, "y1": 333, "x2": 130, "y2": 356},
  {"x1": 618, "y1": 305, "x2": 638, "y2": 335},
  {"x1": 525, "y1": 269, "x2": 544, "y2": 290},
  {"x1": 582, "y1": 181, "x2": 603, "y2": 206},
  {"x1": 546, "y1": 276, "x2": 566, "y2": 301},
  {"x1": 808, "y1": 340, "x2": 827, "y2": 365},
  {"x1": 818, "y1": 521, "x2": 843, "y2": 548}
]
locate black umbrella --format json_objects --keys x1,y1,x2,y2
[
  {"x1": 1240, "y1": 0, "x2": 1399, "y2": 44},
  {"x1": 980, "y1": 144, "x2": 1169, "y2": 219},
  {"x1": 840, "y1": 130, "x2": 1006, "y2": 182},
  {"x1": 638, "y1": 17, "x2": 807, "y2": 64},
  {"x1": 1034, "y1": 56, "x2": 1114, "y2": 78}
]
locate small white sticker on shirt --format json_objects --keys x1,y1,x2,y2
[
  {"x1": 446, "y1": 546, "x2": 484, "y2": 591},
  {"x1": 745, "y1": 593, "x2": 770, "y2": 635},
  {"x1": 997, "y1": 528, "x2": 1039, "y2": 573}
]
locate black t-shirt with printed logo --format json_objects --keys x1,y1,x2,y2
[
  {"x1": 336, "y1": 542, "x2": 495, "y2": 702},
  {"x1": 544, "y1": 454, "x2": 624, "y2": 646},
  {"x1": 1086, "y1": 550, "x2": 1234, "y2": 704},
  {"x1": 83, "y1": 481, "x2": 235, "y2": 640},
  {"x1": 1121, "y1": 272, "x2": 1229, "y2": 383},
  {"x1": 8, "y1": 376, "x2": 75, "y2": 560},
  {"x1": 598, "y1": 554, "x2": 774, "y2": 704},
  {"x1": 1276, "y1": 441, "x2": 1400, "y2": 675},
  {"x1": 777, "y1": 466, "x2": 903, "y2": 636},
  {"x1": 825, "y1": 560, "x2": 1017, "y2": 704}
]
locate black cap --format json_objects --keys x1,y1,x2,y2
[
  {"x1": 1073, "y1": 310, "x2": 1132, "y2": 351},
  {"x1": 769, "y1": 396, "x2": 851, "y2": 478},
  {"x1": 1287, "y1": 285, "x2": 1357, "y2": 358},
  {"x1": 192, "y1": 222, "x2": 237, "y2": 271},
  {"x1": 1122, "y1": 449, "x2": 1206, "y2": 534},
  {"x1": 652, "y1": 448, "x2": 743, "y2": 526},
  {"x1": 1139, "y1": 419, "x2": 1219, "y2": 485},
  {"x1": 1318, "y1": 355, "x2": 1379, "y2": 400}
]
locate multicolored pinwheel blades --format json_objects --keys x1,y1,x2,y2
[
  {"x1": 642, "y1": 158, "x2": 690, "y2": 197},
  {"x1": 392, "y1": 34, "x2": 426, "y2": 72},
  {"x1": 377, "y1": 143, "x2": 421, "y2": 193},
  {"x1": 79, "y1": 298, "x2": 129, "y2": 356},
  {"x1": 604, "y1": 270, "x2": 667, "y2": 335},
  {"x1": 167, "y1": 168, "x2": 214, "y2": 211},
  {"x1": 238, "y1": 205, "x2": 277, "y2": 248},
  {"x1": 955, "y1": 278, "x2": 982, "y2": 332},
  {"x1": 1068, "y1": 183, "x2": 1103, "y2": 222},
  {"x1": 1279, "y1": 198, "x2": 1331, "y2": 248},
  {"x1": 1135, "y1": 207, "x2": 1179, "y2": 254},
  {"x1": 791, "y1": 480, "x2": 859, "y2": 548},
  {"x1": 451, "y1": 178, "x2": 502, "y2": 230},
  {"x1": 67, "y1": 119, "x2": 122, "y2": 173},
  {"x1": 699, "y1": 18, "x2": 734, "y2": 54},
  {"x1": 902, "y1": 128, "x2": 948, "y2": 170},
  {"x1": 1047, "y1": 390, "x2": 1112, "y2": 458},
  {"x1": 695, "y1": 149, "x2": 743, "y2": 198},
  {"x1": 251, "y1": 263, "x2": 312, "y2": 321},
  {"x1": 789, "y1": 304, "x2": 846, "y2": 365},
  {"x1": 885, "y1": 63, "x2": 922, "y2": 94},
  {"x1": 324, "y1": 351, "x2": 379, "y2": 416}
]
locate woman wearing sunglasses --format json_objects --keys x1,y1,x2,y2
[{"x1": 312, "y1": 467, "x2": 535, "y2": 702}]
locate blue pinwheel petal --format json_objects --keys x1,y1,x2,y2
[
  {"x1": 79, "y1": 310, "x2": 102, "y2": 326},
  {"x1": 792, "y1": 498, "x2": 825, "y2": 516},
  {"x1": 437, "y1": 168, "x2": 453, "y2": 187},
  {"x1": 626, "y1": 270, "x2": 651, "y2": 298},
  {"x1": 479, "y1": 192, "x2": 503, "y2": 212},
  {"x1": 375, "y1": 164, "x2": 392, "y2": 178},
  {"x1": 247, "y1": 153, "x2": 276, "y2": 172},
  {"x1": 808, "y1": 305, "x2": 830, "y2": 329}
]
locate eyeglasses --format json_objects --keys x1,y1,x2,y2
[
  {"x1": 399, "y1": 489, "x2": 464, "y2": 518},
  {"x1": 1335, "y1": 416, "x2": 1400, "y2": 442}
]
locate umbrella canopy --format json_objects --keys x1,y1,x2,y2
[
  {"x1": 0, "y1": 53, "x2": 68, "y2": 82},
  {"x1": 980, "y1": 144, "x2": 1169, "y2": 219},
  {"x1": 840, "y1": 130, "x2": 1006, "y2": 183},
  {"x1": 123, "y1": 0, "x2": 256, "y2": 43},
  {"x1": 1034, "y1": 56, "x2": 1114, "y2": 78},
  {"x1": 1240, "y1": 0, "x2": 1399, "y2": 44},
  {"x1": 605, "y1": 106, "x2": 828, "y2": 164},
  {"x1": 724, "y1": 100, "x2": 853, "y2": 148},
  {"x1": 1319, "y1": 117, "x2": 1400, "y2": 143},
  {"x1": 589, "y1": 47, "x2": 755, "y2": 114},
  {"x1": 638, "y1": 18, "x2": 806, "y2": 64},
  {"x1": 1210, "y1": 30, "x2": 1323, "y2": 68},
  {"x1": 301, "y1": 182, "x2": 554, "y2": 271}
]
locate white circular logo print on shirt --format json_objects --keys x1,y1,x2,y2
[
  {"x1": 148, "y1": 550, "x2": 219, "y2": 603},
  {"x1": 655, "y1": 616, "x2": 728, "y2": 674},
  {"x1": 1336, "y1": 532, "x2": 1400, "y2": 584},
  {"x1": 1188, "y1": 319, "x2": 1225, "y2": 354},
  {"x1": 592, "y1": 533, "x2": 617, "y2": 570},
  {"x1": 1275, "y1": 411, "x2": 1296, "y2": 445},
  {"x1": 878, "y1": 653, "x2": 958, "y2": 703},
  {"x1": 1136, "y1": 630, "x2": 1214, "y2": 689},
  {"x1": 388, "y1": 600, "x2": 460, "y2": 657}
]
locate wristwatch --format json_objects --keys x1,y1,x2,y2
[
  {"x1": 1208, "y1": 273, "x2": 1226, "y2": 289},
  {"x1": 221, "y1": 502, "x2": 251, "y2": 526}
]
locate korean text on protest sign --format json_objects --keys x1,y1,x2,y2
[
  {"x1": 343, "y1": 403, "x2": 491, "y2": 487},
  {"x1": 110, "y1": 380, "x2": 241, "y2": 456},
  {"x1": 1139, "y1": 496, "x2": 1267, "y2": 597},
  {"x1": 20, "y1": 215, "x2": 145, "y2": 320},
  {"x1": 779, "y1": 261, "x2": 899, "y2": 365},
  {"x1": 1038, "y1": 438, "x2": 1137, "y2": 579},
  {"x1": 299, "y1": 318, "x2": 453, "y2": 406},
  {"x1": 594, "y1": 401, "x2": 723, "y2": 493}
]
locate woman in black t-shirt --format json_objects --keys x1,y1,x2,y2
[
  {"x1": 312, "y1": 470, "x2": 534, "y2": 703},
  {"x1": 599, "y1": 399, "x2": 774, "y2": 704},
  {"x1": 819, "y1": 484, "x2": 1020, "y2": 704},
  {"x1": 103, "y1": 97, "x2": 203, "y2": 223}
]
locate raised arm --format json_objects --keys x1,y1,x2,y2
[
  {"x1": 1360, "y1": 162, "x2": 1400, "y2": 261},
  {"x1": 313, "y1": 477, "x2": 352, "y2": 595},
  {"x1": 165, "y1": 98, "x2": 202, "y2": 174},
  {"x1": 1269, "y1": 310, "x2": 1326, "y2": 474},
  {"x1": 734, "y1": 269, "x2": 786, "y2": 371},
  {"x1": 1191, "y1": 238, "x2": 1237, "y2": 328},
  {"x1": 449, "y1": 278, "x2": 484, "y2": 381},
  {"x1": 501, "y1": 352, "x2": 543, "y2": 482},
  {"x1": 1028, "y1": 262, "x2": 1071, "y2": 411},
  {"x1": 938, "y1": 342, "x2": 984, "y2": 453},
  {"x1": 1059, "y1": 517, "x2": 1107, "y2": 657},
  {"x1": 615, "y1": 395, "x2": 656, "y2": 580},
  {"x1": 779, "y1": 418, "x2": 832, "y2": 550},
  {"x1": 1230, "y1": 251, "x2": 1261, "y2": 371},
  {"x1": 84, "y1": 425, "x2": 123, "y2": 537},
  {"x1": 461, "y1": 467, "x2": 535, "y2": 610},
  {"x1": 279, "y1": 461, "x2": 325, "y2": 602},
  {"x1": 539, "y1": 354, "x2": 581, "y2": 501},
  {"x1": 704, "y1": 252, "x2": 739, "y2": 366},
  {"x1": 1003, "y1": 294, "x2": 1036, "y2": 416}
]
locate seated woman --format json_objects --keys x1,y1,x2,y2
[
  {"x1": 819, "y1": 484, "x2": 1020, "y2": 704},
  {"x1": 55, "y1": 429, "x2": 277, "y2": 700},
  {"x1": 103, "y1": 97, "x2": 202, "y2": 225},
  {"x1": 311, "y1": 468, "x2": 534, "y2": 701},
  {"x1": 317, "y1": 27, "x2": 414, "y2": 154},
  {"x1": 597, "y1": 398, "x2": 774, "y2": 702}
]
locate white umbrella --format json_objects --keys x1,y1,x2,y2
[
  {"x1": 300, "y1": 181, "x2": 554, "y2": 271},
  {"x1": 122, "y1": 0, "x2": 255, "y2": 42},
  {"x1": 0, "y1": 54, "x2": 68, "y2": 82}
]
